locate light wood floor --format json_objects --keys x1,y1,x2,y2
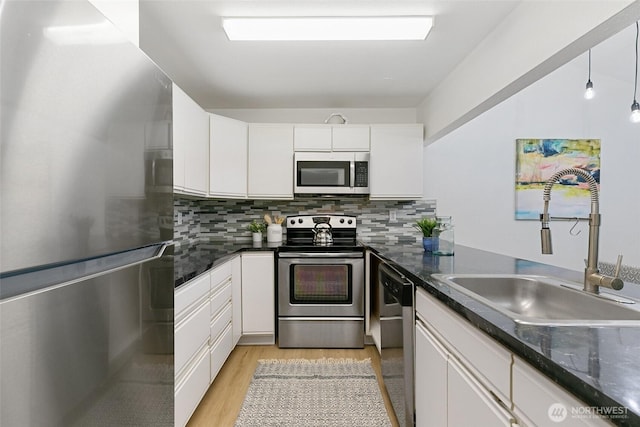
[{"x1": 187, "y1": 344, "x2": 400, "y2": 427}]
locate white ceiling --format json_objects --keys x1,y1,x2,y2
[
  {"x1": 138, "y1": 0, "x2": 523, "y2": 110},
  {"x1": 138, "y1": 1, "x2": 638, "y2": 111}
]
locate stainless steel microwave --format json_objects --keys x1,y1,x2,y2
[{"x1": 294, "y1": 152, "x2": 370, "y2": 195}]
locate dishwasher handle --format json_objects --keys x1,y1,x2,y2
[{"x1": 379, "y1": 263, "x2": 414, "y2": 306}]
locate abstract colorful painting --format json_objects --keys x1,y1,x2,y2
[{"x1": 515, "y1": 139, "x2": 600, "y2": 220}]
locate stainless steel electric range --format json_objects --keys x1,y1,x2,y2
[{"x1": 277, "y1": 214, "x2": 365, "y2": 348}]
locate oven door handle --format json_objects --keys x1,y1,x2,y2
[{"x1": 278, "y1": 252, "x2": 363, "y2": 259}]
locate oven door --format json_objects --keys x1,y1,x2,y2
[{"x1": 278, "y1": 253, "x2": 364, "y2": 317}]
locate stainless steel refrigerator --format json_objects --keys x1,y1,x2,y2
[{"x1": 1, "y1": 1, "x2": 174, "y2": 425}]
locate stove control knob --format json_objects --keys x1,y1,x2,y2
[
  {"x1": 298, "y1": 218, "x2": 304, "y2": 223},
  {"x1": 290, "y1": 219, "x2": 295, "y2": 225},
  {"x1": 340, "y1": 218, "x2": 345, "y2": 224},
  {"x1": 348, "y1": 219, "x2": 353, "y2": 224}
]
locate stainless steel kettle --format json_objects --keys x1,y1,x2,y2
[{"x1": 312, "y1": 222, "x2": 333, "y2": 245}]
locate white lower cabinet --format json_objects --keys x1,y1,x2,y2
[
  {"x1": 174, "y1": 256, "x2": 239, "y2": 427},
  {"x1": 175, "y1": 273, "x2": 210, "y2": 376},
  {"x1": 209, "y1": 264, "x2": 233, "y2": 384},
  {"x1": 210, "y1": 324, "x2": 234, "y2": 384},
  {"x1": 448, "y1": 356, "x2": 513, "y2": 427},
  {"x1": 231, "y1": 256, "x2": 242, "y2": 345},
  {"x1": 175, "y1": 343, "x2": 210, "y2": 427},
  {"x1": 513, "y1": 357, "x2": 610, "y2": 427},
  {"x1": 415, "y1": 288, "x2": 517, "y2": 427},
  {"x1": 415, "y1": 321, "x2": 448, "y2": 427},
  {"x1": 175, "y1": 270, "x2": 210, "y2": 427},
  {"x1": 240, "y1": 251, "x2": 275, "y2": 344},
  {"x1": 416, "y1": 287, "x2": 613, "y2": 427}
]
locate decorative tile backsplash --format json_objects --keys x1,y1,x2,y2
[
  {"x1": 596, "y1": 261, "x2": 640, "y2": 285},
  {"x1": 174, "y1": 196, "x2": 436, "y2": 247}
]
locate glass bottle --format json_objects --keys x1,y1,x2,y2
[{"x1": 433, "y1": 216, "x2": 454, "y2": 256}]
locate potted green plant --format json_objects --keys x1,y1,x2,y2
[
  {"x1": 413, "y1": 217, "x2": 438, "y2": 252},
  {"x1": 247, "y1": 220, "x2": 266, "y2": 243}
]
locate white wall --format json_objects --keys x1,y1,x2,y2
[
  {"x1": 424, "y1": 50, "x2": 640, "y2": 271},
  {"x1": 208, "y1": 107, "x2": 416, "y2": 124}
]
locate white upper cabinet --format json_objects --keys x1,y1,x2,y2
[
  {"x1": 248, "y1": 124, "x2": 294, "y2": 200},
  {"x1": 294, "y1": 125, "x2": 332, "y2": 151},
  {"x1": 209, "y1": 114, "x2": 248, "y2": 198},
  {"x1": 369, "y1": 124, "x2": 424, "y2": 200},
  {"x1": 331, "y1": 125, "x2": 370, "y2": 151},
  {"x1": 173, "y1": 83, "x2": 209, "y2": 196},
  {"x1": 294, "y1": 124, "x2": 370, "y2": 152}
]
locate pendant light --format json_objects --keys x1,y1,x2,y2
[
  {"x1": 584, "y1": 49, "x2": 595, "y2": 100},
  {"x1": 631, "y1": 21, "x2": 640, "y2": 123}
]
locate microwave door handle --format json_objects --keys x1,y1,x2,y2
[{"x1": 350, "y1": 161, "x2": 355, "y2": 189}]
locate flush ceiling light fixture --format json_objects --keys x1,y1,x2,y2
[
  {"x1": 584, "y1": 49, "x2": 595, "y2": 100},
  {"x1": 221, "y1": 16, "x2": 434, "y2": 41},
  {"x1": 631, "y1": 21, "x2": 640, "y2": 123}
]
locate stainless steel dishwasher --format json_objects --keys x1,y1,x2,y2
[{"x1": 379, "y1": 263, "x2": 415, "y2": 427}]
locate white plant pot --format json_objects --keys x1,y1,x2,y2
[
  {"x1": 267, "y1": 224, "x2": 282, "y2": 243},
  {"x1": 252, "y1": 232, "x2": 263, "y2": 243}
]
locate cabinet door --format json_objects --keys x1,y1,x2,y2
[
  {"x1": 241, "y1": 252, "x2": 274, "y2": 340},
  {"x1": 415, "y1": 320, "x2": 448, "y2": 427},
  {"x1": 332, "y1": 125, "x2": 370, "y2": 151},
  {"x1": 231, "y1": 256, "x2": 242, "y2": 345},
  {"x1": 448, "y1": 356, "x2": 513, "y2": 427},
  {"x1": 294, "y1": 125, "x2": 332, "y2": 151},
  {"x1": 247, "y1": 124, "x2": 294, "y2": 199},
  {"x1": 369, "y1": 124, "x2": 423, "y2": 200},
  {"x1": 209, "y1": 114, "x2": 248, "y2": 198},
  {"x1": 172, "y1": 83, "x2": 209, "y2": 195},
  {"x1": 416, "y1": 287, "x2": 512, "y2": 404},
  {"x1": 513, "y1": 357, "x2": 608, "y2": 427}
]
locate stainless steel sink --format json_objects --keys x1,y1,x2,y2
[{"x1": 431, "y1": 274, "x2": 640, "y2": 326}]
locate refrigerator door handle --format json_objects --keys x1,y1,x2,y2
[{"x1": 0, "y1": 242, "x2": 172, "y2": 301}]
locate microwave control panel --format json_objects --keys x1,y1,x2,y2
[{"x1": 354, "y1": 161, "x2": 369, "y2": 187}]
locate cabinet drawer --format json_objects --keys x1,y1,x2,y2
[
  {"x1": 210, "y1": 261, "x2": 232, "y2": 290},
  {"x1": 210, "y1": 324, "x2": 233, "y2": 383},
  {"x1": 175, "y1": 300, "x2": 210, "y2": 375},
  {"x1": 175, "y1": 273, "x2": 210, "y2": 320},
  {"x1": 175, "y1": 343, "x2": 210, "y2": 427},
  {"x1": 210, "y1": 303, "x2": 232, "y2": 344},
  {"x1": 416, "y1": 288, "x2": 512, "y2": 403},
  {"x1": 210, "y1": 282, "x2": 232, "y2": 319}
]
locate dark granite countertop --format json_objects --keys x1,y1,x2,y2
[
  {"x1": 366, "y1": 242, "x2": 640, "y2": 426},
  {"x1": 172, "y1": 238, "x2": 640, "y2": 425},
  {"x1": 173, "y1": 239, "x2": 280, "y2": 287}
]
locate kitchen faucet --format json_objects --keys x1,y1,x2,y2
[{"x1": 540, "y1": 167, "x2": 624, "y2": 294}]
